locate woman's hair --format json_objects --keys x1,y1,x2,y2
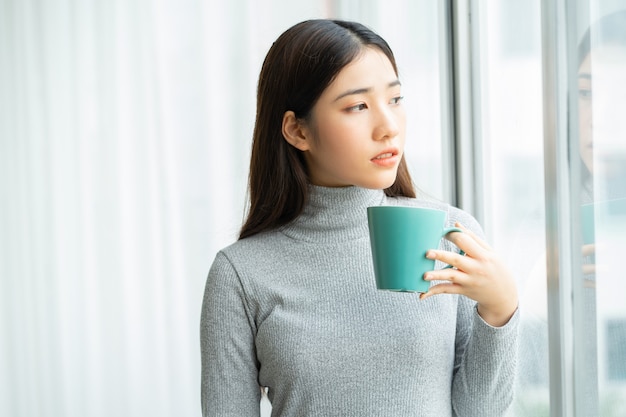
[
  {"x1": 239, "y1": 19, "x2": 416, "y2": 239},
  {"x1": 578, "y1": 10, "x2": 626, "y2": 68}
]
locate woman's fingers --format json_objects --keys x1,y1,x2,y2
[
  {"x1": 423, "y1": 223, "x2": 519, "y2": 326},
  {"x1": 419, "y1": 282, "x2": 462, "y2": 300},
  {"x1": 443, "y1": 225, "x2": 490, "y2": 260},
  {"x1": 426, "y1": 248, "x2": 471, "y2": 272},
  {"x1": 582, "y1": 264, "x2": 596, "y2": 275},
  {"x1": 424, "y1": 265, "x2": 469, "y2": 284},
  {"x1": 453, "y1": 222, "x2": 493, "y2": 251},
  {"x1": 582, "y1": 243, "x2": 595, "y2": 257}
]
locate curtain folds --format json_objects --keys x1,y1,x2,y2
[{"x1": 0, "y1": 1, "x2": 254, "y2": 415}]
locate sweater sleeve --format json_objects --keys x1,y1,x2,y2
[
  {"x1": 448, "y1": 207, "x2": 520, "y2": 416},
  {"x1": 200, "y1": 251, "x2": 261, "y2": 416},
  {"x1": 452, "y1": 296, "x2": 519, "y2": 416}
]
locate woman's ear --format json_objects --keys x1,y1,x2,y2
[{"x1": 282, "y1": 111, "x2": 310, "y2": 151}]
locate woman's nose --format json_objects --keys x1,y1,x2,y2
[{"x1": 373, "y1": 105, "x2": 401, "y2": 141}]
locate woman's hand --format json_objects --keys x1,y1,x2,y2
[
  {"x1": 419, "y1": 222, "x2": 518, "y2": 327},
  {"x1": 582, "y1": 243, "x2": 596, "y2": 275}
]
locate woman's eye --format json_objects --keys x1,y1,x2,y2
[
  {"x1": 579, "y1": 89, "x2": 592, "y2": 100},
  {"x1": 390, "y1": 96, "x2": 404, "y2": 105},
  {"x1": 347, "y1": 103, "x2": 367, "y2": 112}
]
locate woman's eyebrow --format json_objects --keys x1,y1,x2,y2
[{"x1": 333, "y1": 79, "x2": 402, "y2": 102}]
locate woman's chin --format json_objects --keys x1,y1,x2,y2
[{"x1": 359, "y1": 175, "x2": 398, "y2": 190}]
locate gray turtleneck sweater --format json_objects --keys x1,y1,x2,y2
[{"x1": 201, "y1": 186, "x2": 518, "y2": 417}]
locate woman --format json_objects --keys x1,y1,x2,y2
[{"x1": 201, "y1": 19, "x2": 518, "y2": 416}]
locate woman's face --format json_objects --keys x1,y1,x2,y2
[
  {"x1": 299, "y1": 47, "x2": 406, "y2": 189},
  {"x1": 578, "y1": 52, "x2": 594, "y2": 173},
  {"x1": 578, "y1": 45, "x2": 626, "y2": 174}
]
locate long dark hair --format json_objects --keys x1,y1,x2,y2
[
  {"x1": 239, "y1": 19, "x2": 415, "y2": 240},
  {"x1": 577, "y1": 10, "x2": 626, "y2": 189},
  {"x1": 577, "y1": 10, "x2": 626, "y2": 68}
]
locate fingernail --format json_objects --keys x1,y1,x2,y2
[
  {"x1": 426, "y1": 251, "x2": 435, "y2": 259},
  {"x1": 424, "y1": 273, "x2": 432, "y2": 281}
]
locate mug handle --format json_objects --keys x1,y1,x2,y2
[{"x1": 441, "y1": 227, "x2": 465, "y2": 269}]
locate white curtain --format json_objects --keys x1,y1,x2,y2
[
  {"x1": 0, "y1": 1, "x2": 443, "y2": 416},
  {"x1": 0, "y1": 0, "x2": 339, "y2": 415}
]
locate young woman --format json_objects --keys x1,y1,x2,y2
[{"x1": 201, "y1": 19, "x2": 519, "y2": 416}]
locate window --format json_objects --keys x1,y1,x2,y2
[
  {"x1": 470, "y1": 1, "x2": 550, "y2": 415},
  {"x1": 473, "y1": 0, "x2": 626, "y2": 415}
]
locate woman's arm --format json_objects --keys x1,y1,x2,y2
[
  {"x1": 451, "y1": 296, "x2": 519, "y2": 416},
  {"x1": 201, "y1": 251, "x2": 261, "y2": 416},
  {"x1": 422, "y1": 210, "x2": 519, "y2": 415}
]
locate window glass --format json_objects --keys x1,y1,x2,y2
[
  {"x1": 473, "y1": 1, "x2": 550, "y2": 415},
  {"x1": 477, "y1": 1, "x2": 626, "y2": 416},
  {"x1": 576, "y1": 4, "x2": 626, "y2": 415}
]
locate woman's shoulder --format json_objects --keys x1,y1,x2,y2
[
  {"x1": 218, "y1": 229, "x2": 279, "y2": 256},
  {"x1": 209, "y1": 229, "x2": 283, "y2": 283}
]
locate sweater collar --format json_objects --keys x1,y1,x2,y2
[{"x1": 279, "y1": 185, "x2": 386, "y2": 243}]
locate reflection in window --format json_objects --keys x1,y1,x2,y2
[
  {"x1": 576, "y1": 8, "x2": 626, "y2": 416},
  {"x1": 606, "y1": 319, "x2": 626, "y2": 381}
]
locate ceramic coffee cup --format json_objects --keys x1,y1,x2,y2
[{"x1": 367, "y1": 206, "x2": 463, "y2": 293}]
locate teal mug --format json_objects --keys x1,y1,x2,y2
[
  {"x1": 581, "y1": 198, "x2": 626, "y2": 244},
  {"x1": 367, "y1": 206, "x2": 463, "y2": 293}
]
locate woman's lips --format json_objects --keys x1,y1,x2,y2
[{"x1": 371, "y1": 150, "x2": 400, "y2": 167}]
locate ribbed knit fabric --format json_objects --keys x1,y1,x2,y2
[{"x1": 201, "y1": 186, "x2": 519, "y2": 417}]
